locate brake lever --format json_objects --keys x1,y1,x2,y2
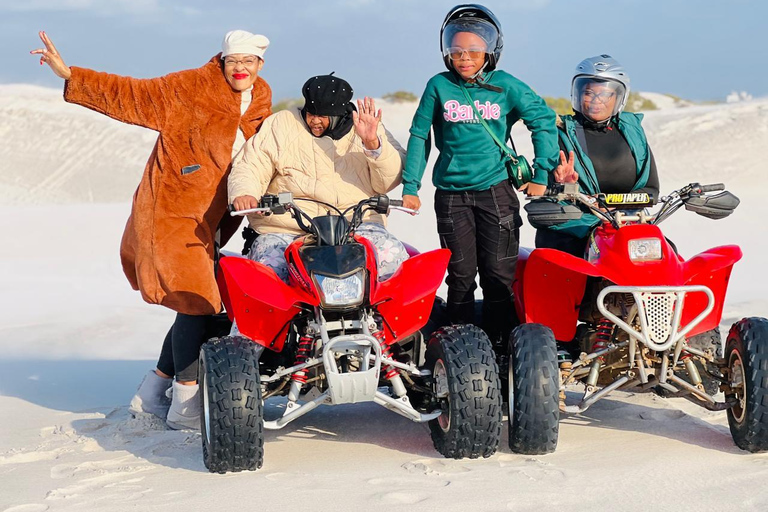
[
  {"x1": 229, "y1": 206, "x2": 272, "y2": 217},
  {"x1": 390, "y1": 206, "x2": 419, "y2": 215}
]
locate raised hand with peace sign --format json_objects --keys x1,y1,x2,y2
[
  {"x1": 553, "y1": 150, "x2": 578, "y2": 184},
  {"x1": 30, "y1": 31, "x2": 72, "y2": 80}
]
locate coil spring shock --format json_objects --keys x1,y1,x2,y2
[
  {"x1": 291, "y1": 334, "x2": 313, "y2": 384},
  {"x1": 372, "y1": 329, "x2": 398, "y2": 380},
  {"x1": 593, "y1": 318, "x2": 614, "y2": 355},
  {"x1": 586, "y1": 318, "x2": 614, "y2": 388}
]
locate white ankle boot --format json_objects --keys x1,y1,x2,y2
[
  {"x1": 166, "y1": 380, "x2": 201, "y2": 430},
  {"x1": 129, "y1": 370, "x2": 172, "y2": 419}
]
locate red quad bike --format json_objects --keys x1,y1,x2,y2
[
  {"x1": 199, "y1": 193, "x2": 502, "y2": 473},
  {"x1": 507, "y1": 182, "x2": 768, "y2": 454}
]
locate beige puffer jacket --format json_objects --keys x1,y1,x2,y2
[{"x1": 228, "y1": 107, "x2": 405, "y2": 235}]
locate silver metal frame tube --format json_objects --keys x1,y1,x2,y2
[{"x1": 596, "y1": 285, "x2": 715, "y2": 353}]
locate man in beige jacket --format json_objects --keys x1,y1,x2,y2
[{"x1": 229, "y1": 74, "x2": 408, "y2": 281}]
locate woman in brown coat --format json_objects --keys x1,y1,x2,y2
[{"x1": 31, "y1": 30, "x2": 273, "y2": 429}]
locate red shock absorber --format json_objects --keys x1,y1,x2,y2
[
  {"x1": 592, "y1": 318, "x2": 614, "y2": 354},
  {"x1": 373, "y1": 329, "x2": 398, "y2": 380},
  {"x1": 291, "y1": 335, "x2": 313, "y2": 384}
]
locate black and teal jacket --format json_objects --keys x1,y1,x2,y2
[
  {"x1": 550, "y1": 112, "x2": 655, "y2": 238},
  {"x1": 402, "y1": 70, "x2": 559, "y2": 196}
]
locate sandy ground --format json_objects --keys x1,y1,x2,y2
[{"x1": 1, "y1": 91, "x2": 768, "y2": 511}]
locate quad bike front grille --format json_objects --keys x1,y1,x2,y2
[
  {"x1": 596, "y1": 285, "x2": 715, "y2": 352},
  {"x1": 639, "y1": 292, "x2": 677, "y2": 346}
]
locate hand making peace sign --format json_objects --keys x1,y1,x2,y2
[
  {"x1": 554, "y1": 150, "x2": 578, "y2": 184},
  {"x1": 30, "y1": 31, "x2": 72, "y2": 80}
]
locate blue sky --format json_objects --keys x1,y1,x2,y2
[{"x1": 2, "y1": 0, "x2": 765, "y2": 102}]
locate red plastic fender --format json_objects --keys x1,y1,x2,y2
[
  {"x1": 682, "y1": 245, "x2": 742, "y2": 336},
  {"x1": 521, "y1": 249, "x2": 591, "y2": 341},
  {"x1": 218, "y1": 257, "x2": 319, "y2": 351},
  {"x1": 371, "y1": 248, "x2": 451, "y2": 342}
]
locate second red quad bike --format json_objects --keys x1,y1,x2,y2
[
  {"x1": 508, "y1": 182, "x2": 768, "y2": 454},
  {"x1": 199, "y1": 193, "x2": 502, "y2": 473}
]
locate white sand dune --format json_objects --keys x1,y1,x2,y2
[{"x1": 1, "y1": 86, "x2": 768, "y2": 511}]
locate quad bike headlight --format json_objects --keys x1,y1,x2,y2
[
  {"x1": 314, "y1": 271, "x2": 365, "y2": 307},
  {"x1": 628, "y1": 238, "x2": 663, "y2": 262}
]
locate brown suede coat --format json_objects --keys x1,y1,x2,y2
[{"x1": 64, "y1": 55, "x2": 272, "y2": 315}]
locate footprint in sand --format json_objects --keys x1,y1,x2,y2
[
  {"x1": 498, "y1": 455, "x2": 564, "y2": 480},
  {"x1": 401, "y1": 459, "x2": 471, "y2": 476},
  {"x1": 50, "y1": 464, "x2": 77, "y2": 480},
  {"x1": 367, "y1": 477, "x2": 449, "y2": 488},
  {"x1": 639, "y1": 410, "x2": 686, "y2": 421},
  {"x1": 2, "y1": 505, "x2": 50, "y2": 512},
  {"x1": 0, "y1": 447, "x2": 75, "y2": 465},
  {"x1": 497, "y1": 454, "x2": 553, "y2": 467},
  {"x1": 264, "y1": 472, "x2": 293, "y2": 481},
  {"x1": 44, "y1": 458, "x2": 152, "y2": 502},
  {"x1": 377, "y1": 491, "x2": 429, "y2": 505},
  {"x1": 505, "y1": 466, "x2": 565, "y2": 481}
]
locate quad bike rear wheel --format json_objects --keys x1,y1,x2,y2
[
  {"x1": 426, "y1": 325, "x2": 502, "y2": 459},
  {"x1": 508, "y1": 323, "x2": 560, "y2": 454},
  {"x1": 725, "y1": 317, "x2": 768, "y2": 453},
  {"x1": 200, "y1": 336, "x2": 264, "y2": 473}
]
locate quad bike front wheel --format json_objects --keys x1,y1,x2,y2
[
  {"x1": 199, "y1": 336, "x2": 264, "y2": 473},
  {"x1": 725, "y1": 317, "x2": 768, "y2": 453},
  {"x1": 508, "y1": 323, "x2": 560, "y2": 455},
  {"x1": 426, "y1": 325, "x2": 502, "y2": 459}
]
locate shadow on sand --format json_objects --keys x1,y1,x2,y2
[{"x1": 0, "y1": 360, "x2": 749, "y2": 473}]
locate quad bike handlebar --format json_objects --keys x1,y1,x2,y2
[
  {"x1": 228, "y1": 193, "x2": 417, "y2": 245},
  {"x1": 529, "y1": 182, "x2": 738, "y2": 229},
  {"x1": 697, "y1": 183, "x2": 725, "y2": 193}
]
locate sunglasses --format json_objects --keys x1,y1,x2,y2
[{"x1": 445, "y1": 47, "x2": 486, "y2": 61}]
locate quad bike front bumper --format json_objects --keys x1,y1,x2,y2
[{"x1": 263, "y1": 333, "x2": 440, "y2": 430}]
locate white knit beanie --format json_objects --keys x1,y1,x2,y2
[{"x1": 221, "y1": 30, "x2": 270, "y2": 59}]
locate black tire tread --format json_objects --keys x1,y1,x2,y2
[
  {"x1": 726, "y1": 317, "x2": 768, "y2": 453},
  {"x1": 200, "y1": 336, "x2": 264, "y2": 473},
  {"x1": 426, "y1": 324, "x2": 502, "y2": 459},
  {"x1": 508, "y1": 323, "x2": 560, "y2": 455}
]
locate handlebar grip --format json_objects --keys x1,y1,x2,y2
[
  {"x1": 389, "y1": 199, "x2": 403, "y2": 207},
  {"x1": 541, "y1": 183, "x2": 566, "y2": 197},
  {"x1": 699, "y1": 183, "x2": 725, "y2": 193}
]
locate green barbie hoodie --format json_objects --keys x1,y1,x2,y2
[{"x1": 402, "y1": 70, "x2": 559, "y2": 196}]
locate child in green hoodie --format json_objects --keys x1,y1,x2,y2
[{"x1": 402, "y1": 4, "x2": 559, "y2": 344}]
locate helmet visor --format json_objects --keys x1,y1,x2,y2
[
  {"x1": 571, "y1": 77, "x2": 627, "y2": 120},
  {"x1": 442, "y1": 18, "x2": 498, "y2": 60}
]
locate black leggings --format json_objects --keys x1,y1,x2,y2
[{"x1": 156, "y1": 313, "x2": 232, "y2": 382}]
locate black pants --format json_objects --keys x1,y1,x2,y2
[
  {"x1": 156, "y1": 313, "x2": 232, "y2": 382},
  {"x1": 434, "y1": 180, "x2": 521, "y2": 344},
  {"x1": 535, "y1": 228, "x2": 588, "y2": 258}
]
